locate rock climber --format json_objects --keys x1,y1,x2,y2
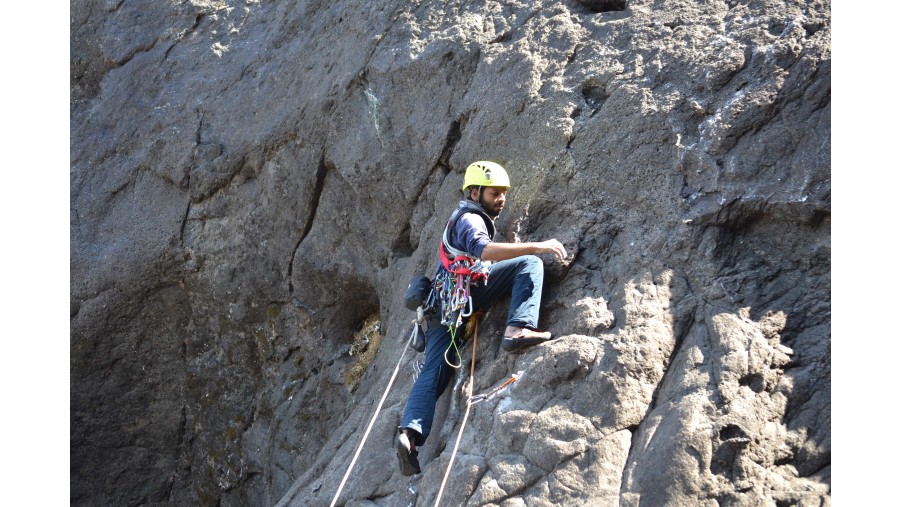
[{"x1": 397, "y1": 160, "x2": 567, "y2": 475}]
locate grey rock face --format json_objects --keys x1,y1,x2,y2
[{"x1": 71, "y1": 0, "x2": 830, "y2": 506}]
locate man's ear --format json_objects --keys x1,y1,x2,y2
[{"x1": 470, "y1": 187, "x2": 480, "y2": 201}]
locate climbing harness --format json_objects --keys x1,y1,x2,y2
[
  {"x1": 434, "y1": 319, "x2": 479, "y2": 507},
  {"x1": 328, "y1": 325, "x2": 416, "y2": 507},
  {"x1": 436, "y1": 240, "x2": 489, "y2": 327},
  {"x1": 435, "y1": 202, "x2": 493, "y2": 368}
]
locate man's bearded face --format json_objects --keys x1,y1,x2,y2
[{"x1": 477, "y1": 186, "x2": 508, "y2": 218}]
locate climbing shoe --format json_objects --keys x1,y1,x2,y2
[
  {"x1": 501, "y1": 329, "x2": 553, "y2": 352},
  {"x1": 396, "y1": 429, "x2": 421, "y2": 476}
]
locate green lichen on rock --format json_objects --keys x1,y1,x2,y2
[{"x1": 254, "y1": 325, "x2": 277, "y2": 361}]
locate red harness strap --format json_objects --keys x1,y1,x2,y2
[
  {"x1": 439, "y1": 243, "x2": 486, "y2": 281},
  {"x1": 439, "y1": 242, "x2": 472, "y2": 274},
  {"x1": 440, "y1": 205, "x2": 490, "y2": 282}
]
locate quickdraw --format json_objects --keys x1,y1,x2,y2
[{"x1": 470, "y1": 370, "x2": 525, "y2": 405}]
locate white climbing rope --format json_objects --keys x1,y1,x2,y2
[{"x1": 328, "y1": 325, "x2": 415, "y2": 507}]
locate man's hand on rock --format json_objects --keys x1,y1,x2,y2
[{"x1": 539, "y1": 239, "x2": 567, "y2": 260}]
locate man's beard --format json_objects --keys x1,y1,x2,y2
[{"x1": 479, "y1": 195, "x2": 502, "y2": 218}]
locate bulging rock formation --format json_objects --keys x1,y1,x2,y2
[{"x1": 71, "y1": 0, "x2": 830, "y2": 505}]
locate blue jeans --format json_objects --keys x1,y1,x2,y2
[{"x1": 400, "y1": 255, "x2": 544, "y2": 445}]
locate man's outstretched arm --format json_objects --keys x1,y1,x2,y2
[{"x1": 480, "y1": 239, "x2": 567, "y2": 262}]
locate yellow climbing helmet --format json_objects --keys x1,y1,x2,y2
[{"x1": 461, "y1": 161, "x2": 511, "y2": 191}]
